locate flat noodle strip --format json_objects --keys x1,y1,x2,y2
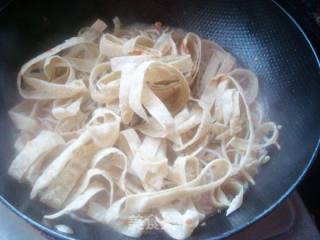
[
  {"x1": 156, "y1": 200, "x2": 204, "y2": 240},
  {"x1": 9, "y1": 131, "x2": 64, "y2": 181},
  {"x1": 8, "y1": 100, "x2": 40, "y2": 134},
  {"x1": 39, "y1": 144, "x2": 97, "y2": 209},
  {"x1": 18, "y1": 37, "x2": 90, "y2": 99},
  {"x1": 8, "y1": 18, "x2": 280, "y2": 240}
]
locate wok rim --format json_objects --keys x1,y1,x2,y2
[{"x1": 0, "y1": 0, "x2": 319, "y2": 239}]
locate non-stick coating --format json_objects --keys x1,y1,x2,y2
[{"x1": 0, "y1": 0, "x2": 320, "y2": 239}]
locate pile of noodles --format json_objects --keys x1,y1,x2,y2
[{"x1": 8, "y1": 18, "x2": 279, "y2": 239}]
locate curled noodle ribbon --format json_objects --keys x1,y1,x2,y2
[{"x1": 8, "y1": 18, "x2": 279, "y2": 240}]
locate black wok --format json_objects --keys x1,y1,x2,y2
[{"x1": 0, "y1": 0, "x2": 320, "y2": 239}]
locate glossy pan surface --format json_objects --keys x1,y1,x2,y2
[{"x1": 0, "y1": 0, "x2": 319, "y2": 239}]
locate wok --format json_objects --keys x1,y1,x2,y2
[{"x1": 0, "y1": 0, "x2": 320, "y2": 239}]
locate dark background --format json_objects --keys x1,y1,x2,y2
[
  {"x1": 0, "y1": 0, "x2": 319, "y2": 233},
  {"x1": 276, "y1": 0, "x2": 320, "y2": 229}
]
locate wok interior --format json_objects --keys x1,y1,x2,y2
[{"x1": 0, "y1": 0, "x2": 319, "y2": 239}]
